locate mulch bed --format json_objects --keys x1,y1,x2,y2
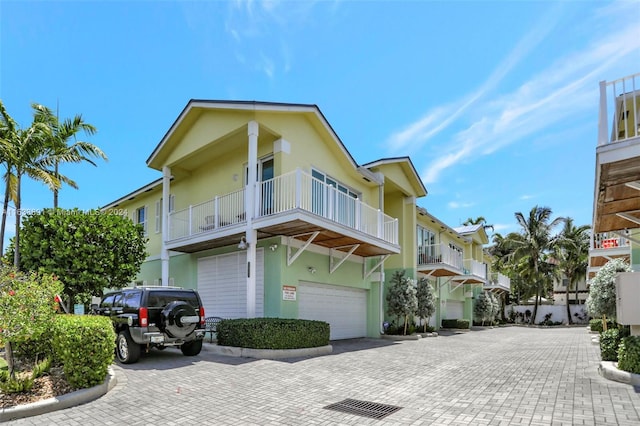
[{"x1": 0, "y1": 366, "x2": 75, "y2": 408}]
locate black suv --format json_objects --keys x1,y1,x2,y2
[{"x1": 96, "y1": 286, "x2": 206, "y2": 364}]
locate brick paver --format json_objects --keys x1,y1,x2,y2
[{"x1": 6, "y1": 327, "x2": 640, "y2": 425}]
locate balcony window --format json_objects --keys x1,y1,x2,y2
[{"x1": 311, "y1": 169, "x2": 359, "y2": 226}]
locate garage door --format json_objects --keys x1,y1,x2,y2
[
  {"x1": 298, "y1": 282, "x2": 367, "y2": 340},
  {"x1": 197, "y1": 250, "x2": 264, "y2": 319},
  {"x1": 445, "y1": 300, "x2": 464, "y2": 319}
]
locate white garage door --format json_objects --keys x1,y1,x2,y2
[
  {"x1": 298, "y1": 282, "x2": 367, "y2": 340},
  {"x1": 197, "y1": 249, "x2": 264, "y2": 319},
  {"x1": 445, "y1": 300, "x2": 464, "y2": 319}
]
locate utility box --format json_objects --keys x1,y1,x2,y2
[{"x1": 616, "y1": 272, "x2": 640, "y2": 325}]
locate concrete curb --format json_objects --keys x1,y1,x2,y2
[
  {"x1": 598, "y1": 361, "x2": 640, "y2": 386},
  {"x1": 380, "y1": 334, "x2": 421, "y2": 341},
  {"x1": 204, "y1": 343, "x2": 333, "y2": 359},
  {"x1": 0, "y1": 366, "x2": 118, "y2": 422}
]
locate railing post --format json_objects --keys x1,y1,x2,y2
[
  {"x1": 188, "y1": 205, "x2": 193, "y2": 236},
  {"x1": 598, "y1": 80, "x2": 609, "y2": 145},
  {"x1": 295, "y1": 168, "x2": 301, "y2": 209},
  {"x1": 377, "y1": 210, "x2": 383, "y2": 238},
  {"x1": 355, "y1": 200, "x2": 361, "y2": 231},
  {"x1": 214, "y1": 196, "x2": 219, "y2": 228}
]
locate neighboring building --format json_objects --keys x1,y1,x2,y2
[
  {"x1": 551, "y1": 274, "x2": 588, "y2": 305},
  {"x1": 590, "y1": 72, "x2": 640, "y2": 334},
  {"x1": 104, "y1": 99, "x2": 506, "y2": 337}
]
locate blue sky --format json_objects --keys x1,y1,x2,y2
[{"x1": 1, "y1": 0, "x2": 639, "y2": 245}]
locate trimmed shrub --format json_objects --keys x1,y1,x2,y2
[
  {"x1": 589, "y1": 318, "x2": 616, "y2": 333},
  {"x1": 385, "y1": 322, "x2": 416, "y2": 336},
  {"x1": 52, "y1": 315, "x2": 115, "y2": 389},
  {"x1": 618, "y1": 336, "x2": 640, "y2": 374},
  {"x1": 600, "y1": 328, "x2": 621, "y2": 361},
  {"x1": 442, "y1": 319, "x2": 470, "y2": 329},
  {"x1": 216, "y1": 318, "x2": 329, "y2": 349}
]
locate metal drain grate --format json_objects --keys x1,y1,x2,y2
[{"x1": 323, "y1": 398, "x2": 402, "y2": 420}]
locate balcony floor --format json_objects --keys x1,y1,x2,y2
[
  {"x1": 166, "y1": 212, "x2": 399, "y2": 257},
  {"x1": 594, "y1": 138, "x2": 640, "y2": 233}
]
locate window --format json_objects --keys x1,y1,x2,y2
[
  {"x1": 136, "y1": 206, "x2": 147, "y2": 235},
  {"x1": 100, "y1": 294, "x2": 116, "y2": 308},
  {"x1": 123, "y1": 291, "x2": 142, "y2": 309},
  {"x1": 155, "y1": 195, "x2": 175, "y2": 233},
  {"x1": 417, "y1": 226, "x2": 436, "y2": 263},
  {"x1": 311, "y1": 169, "x2": 359, "y2": 226},
  {"x1": 561, "y1": 278, "x2": 569, "y2": 288}
]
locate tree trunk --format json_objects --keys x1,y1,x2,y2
[
  {"x1": 403, "y1": 315, "x2": 408, "y2": 335},
  {"x1": 13, "y1": 173, "x2": 21, "y2": 268},
  {"x1": 531, "y1": 281, "x2": 541, "y2": 325},
  {"x1": 0, "y1": 177, "x2": 10, "y2": 256},
  {"x1": 565, "y1": 278, "x2": 572, "y2": 325},
  {"x1": 53, "y1": 162, "x2": 59, "y2": 208},
  {"x1": 5, "y1": 341, "x2": 15, "y2": 379}
]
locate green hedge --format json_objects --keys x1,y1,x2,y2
[
  {"x1": 600, "y1": 328, "x2": 621, "y2": 361},
  {"x1": 441, "y1": 319, "x2": 470, "y2": 329},
  {"x1": 589, "y1": 318, "x2": 617, "y2": 333},
  {"x1": 52, "y1": 315, "x2": 115, "y2": 389},
  {"x1": 618, "y1": 336, "x2": 640, "y2": 374},
  {"x1": 216, "y1": 318, "x2": 329, "y2": 349}
]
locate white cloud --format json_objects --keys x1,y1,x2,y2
[
  {"x1": 491, "y1": 223, "x2": 513, "y2": 232},
  {"x1": 222, "y1": 0, "x2": 322, "y2": 79},
  {"x1": 520, "y1": 194, "x2": 535, "y2": 200},
  {"x1": 393, "y1": 3, "x2": 640, "y2": 184},
  {"x1": 448, "y1": 201, "x2": 475, "y2": 209}
]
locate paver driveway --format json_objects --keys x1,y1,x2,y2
[{"x1": 7, "y1": 326, "x2": 640, "y2": 425}]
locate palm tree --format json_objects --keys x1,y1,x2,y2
[
  {"x1": 553, "y1": 218, "x2": 590, "y2": 324},
  {"x1": 0, "y1": 101, "x2": 19, "y2": 255},
  {"x1": 503, "y1": 206, "x2": 564, "y2": 324},
  {"x1": 463, "y1": 216, "x2": 486, "y2": 226},
  {"x1": 0, "y1": 103, "x2": 86, "y2": 267},
  {"x1": 463, "y1": 216, "x2": 494, "y2": 233},
  {"x1": 33, "y1": 104, "x2": 105, "y2": 207}
]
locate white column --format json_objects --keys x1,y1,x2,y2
[
  {"x1": 246, "y1": 121, "x2": 259, "y2": 318},
  {"x1": 161, "y1": 166, "x2": 171, "y2": 287}
]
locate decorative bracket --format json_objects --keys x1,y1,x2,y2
[
  {"x1": 616, "y1": 210, "x2": 640, "y2": 227},
  {"x1": 330, "y1": 244, "x2": 360, "y2": 274},
  {"x1": 287, "y1": 231, "x2": 320, "y2": 266},
  {"x1": 364, "y1": 254, "x2": 390, "y2": 280}
]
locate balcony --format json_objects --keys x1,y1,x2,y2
[
  {"x1": 588, "y1": 231, "x2": 631, "y2": 278},
  {"x1": 166, "y1": 169, "x2": 399, "y2": 256},
  {"x1": 452, "y1": 259, "x2": 488, "y2": 285},
  {"x1": 485, "y1": 272, "x2": 511, "y2": 293},
  {"x1": 417, "y1": 243, "x2": 463, "y2": 277},
  {"x1": 594, "y1": 72, "x2": 640, "y2": 233}
]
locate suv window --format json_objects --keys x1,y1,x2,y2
[
  {"x1": 123, "y1": 291, "x2": 142, "y2": 309},
  {"x1": 101, "y1": 294, "x2": 116, "y2": 308},
  {"x1": 148, "y1": 290, "x2": 199, "y2": 309},
  {"x1": 113, "y1": 293, "x2": 124, "y2": 308}
]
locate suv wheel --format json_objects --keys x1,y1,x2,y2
[
  {"x1": 181, "y1": 339, "x2": 203, "y2": 356},
  {"x1": 116, "y1": 330, "x2": 142, "y2": 364}
]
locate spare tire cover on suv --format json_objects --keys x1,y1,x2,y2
[{"x1": 159, "y1": 301, "x2": 198, "y2": 338}]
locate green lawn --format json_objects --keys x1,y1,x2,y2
[{"x1": 0, "y1": 356, "x2": 7, "y2": 370}]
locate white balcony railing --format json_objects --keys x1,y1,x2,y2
[
  {"x1": 417, "y1": 243, "x2": 464, "y2": 271},
  {"x1": 598, "y1": 72, "x2": 640, "y2": 146},
  {"x1": 591, "y1": 231, "x2": 630, "y2": 250},
  {"x1": 488, "y1": 272, "x2": 511, "y2": 291},
  {"x1": 463, "y1": 259, "x2": 487, "y2": 280},
  {"x1": 167, "y1": 169, "x2": 398, "y2": 245},
  {"x1": 169, "y1": 188, "x2": 245, "y2": 240}
]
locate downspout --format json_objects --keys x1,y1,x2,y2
[{"x1": 378, "y1": 176, "x2": 386, "y2": 335}]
